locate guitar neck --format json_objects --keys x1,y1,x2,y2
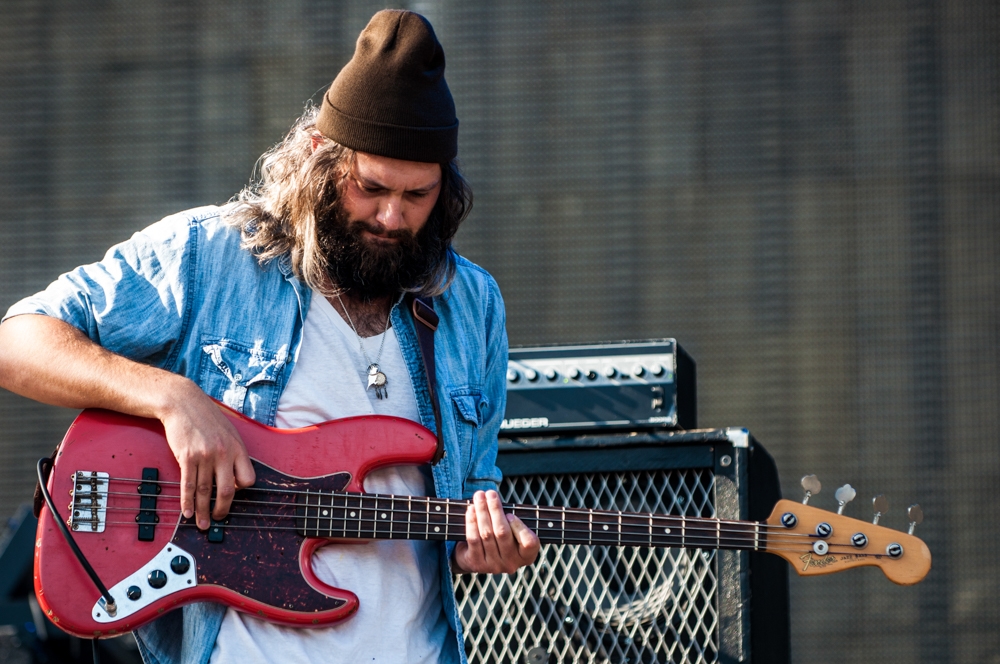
[{"x1": 296, "y1": 491, "x2": 765, "y2": 551}]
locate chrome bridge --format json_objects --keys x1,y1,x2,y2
[{"x1": 68, "y1": 470, "x2": 109, "y2": 533}]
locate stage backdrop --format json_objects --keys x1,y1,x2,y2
[{"x1": 1, "y1": 2, "x2": 997, "y2": 662}]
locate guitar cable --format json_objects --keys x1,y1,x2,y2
[{"x1": 35, "y1": 457, "x2": 118, "y2": 629}]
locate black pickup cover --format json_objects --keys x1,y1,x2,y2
[{"x1": 136, "y1": 467, "x2": 159, "y2": 541}]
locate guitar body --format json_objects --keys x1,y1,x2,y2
[{"x1": 34, "y1": 407, "x2": 438, "y2": 638}]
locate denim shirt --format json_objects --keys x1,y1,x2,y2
[{"x1": 5, "y1": 206, "x2": 508, "y2": 664}]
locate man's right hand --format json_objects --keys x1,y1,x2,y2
[
  {"x1": 160, "y1": 384, "x2": 256, "y2": 530},
  {"x1": 0, "y1": 314, "x2": 255, "y2": 529}
]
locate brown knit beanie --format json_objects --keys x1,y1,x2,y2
[{"x1": 316, "y1": 9, "x2": 458, "y2": 163}]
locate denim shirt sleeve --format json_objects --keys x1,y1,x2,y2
[
  {"x1": 2, "y1": 210, "x2": 199, "y2": 365},
  {"x1": 458, "y1": 275, "x2": 507, "y2": 496}
]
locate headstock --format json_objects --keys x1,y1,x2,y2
[{"x1": 764, "y1": 477, "x2": 932, "y2": 585}]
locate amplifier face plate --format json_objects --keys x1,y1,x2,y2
[{"x1": 503, "y1": 340, "x2": 693, "y2": 434}]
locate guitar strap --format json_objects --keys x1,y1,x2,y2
[{"x1": 405, "y1": 293, "x2": 445, "y2": 465}]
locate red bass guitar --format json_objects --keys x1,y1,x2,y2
[{"x1": 35, "y1": 406, "x2": 931, "y2": 638}]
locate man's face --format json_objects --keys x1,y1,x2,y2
[
  {"x1": 318, "y1": 151, "x2": 444, "y2": 300},
  {"x1": 340, "y1": 151, "x2": 442, "y2": 239}
]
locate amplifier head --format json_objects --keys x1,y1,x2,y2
[{"x1": 502, "y1": 339, "x2": 696, "y2": 436}]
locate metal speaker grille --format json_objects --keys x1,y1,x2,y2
[{"x1": 455, "y1": 469, "x2": 719, "y2": 664}]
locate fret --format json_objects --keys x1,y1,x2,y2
[
  {"x1": 340, "y1": 493, "x2": 363, "y2": 539},
  {"x1": 648, "y1": 514, "x2": 653, "y2": 547},
  {"x1": 330, "y1": 493, "x2": 347, "y2": 538},
  {"x1": 314, "y1": 491, "x2": 325, "y2": 537},
  {"x1": 427, "y1": 499, "x2": 447, "y2": 540},
  {"x1": 425, "y1": 497, "x2": 431, "y2": 540},
  {"x1": 444, "y1": 498, "x2": 451, "y2": 539},
  {"x1": 309, "y1": 490, "x2": 318, "y2": 536},
  {"x1": 303, "y1": 489, "x2": 311, "y2": 535},
  {"x1": 590, "y1": 510, "x2": 620, "y2": 545},
  {"x1": 716, "y1": 518, "x2": 721, "y2": 551},
  {"x1": 316, "y1": 491, "x2": 324, "y2": 535},
  {"x1": 361, "y1": 496, "x2": 379, "y2": 539},
  {"x1": 722, "y1": 520, "x2": 759, "y2": 550},
  {"x1": 322, "y1": 491, "x2": 334, "y2": 537},
  {"x1": 681, "y1": 515, "x2": 686, "y2": 548},
  {"x1": 532, "y1": 506, "x2": 556, "y2": 544},
  {"x1": 620, "y1": 512, "x2": 651, "y2": 546},
  {"x1": 387, "y1": 495, "x2": 396, "y2": 540},
  {"x1": 406, "y1": 495, "x2": 412, "y2": 540}
]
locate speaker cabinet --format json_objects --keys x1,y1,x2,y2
[{"x1": 454, "y1": 428, "x2": 789, "y2": 664}]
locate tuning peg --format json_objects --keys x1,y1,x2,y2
[
  {"x1": 872, "y1": 494, "x2": 888, "y2": 525},
  {"x1": 907, "y1": 504, "x2": 924, "y2": 535},
  {"x1": 800, "y1": 475, "x2": 821, "y2": 505},
  {"x1": 834, "y1": 484, "x2": 856, "y2": 514}
]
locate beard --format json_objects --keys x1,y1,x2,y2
[{"x1": 316, "y1": 199, "x2": 444, "y2": 301}]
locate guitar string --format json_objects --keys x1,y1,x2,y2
[
  {"x1": 99, "y1": 476, "x2": 822, "y2": 534},
  {"x1": 89, "y1": 502, "x2": 845, "y2": 549},
  {"x1": 99, "y1": 476, "x2": 765, "y2": 519},
  {"x1": 85, "y1": 479, "x2": 882, "y2": 549},
  {"x1": 86, "y1": 519, "x2": 885, "y2": 558},
  {"x1": 91, "y1": 495, "x2": 815, "y2": 539},
  {"x1": 91, "y1": 481, "x2": 816, "y2": 536},
  {"x1": 91, "y1": 485, "x2": 849, "y2": 539},
  {"x1": 90, "y1": 476, "x2": 906, "y2": 543},
  {"x1": 77, "y1": 477, "x2": 892, "y2": 539}
]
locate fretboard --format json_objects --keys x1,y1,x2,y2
[{"x1": 295, "y1": 491, "x2": 766, "y2": 551}]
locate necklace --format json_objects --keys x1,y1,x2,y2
[{"x1": 334, "y1": 291, "x2": 394, "y2": 399}]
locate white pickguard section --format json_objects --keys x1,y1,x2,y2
[{"x1": 92, "y1": 543, "x2": 197, "y2": 623}]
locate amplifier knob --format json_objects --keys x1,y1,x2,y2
[
  {"x1": 631, "y1": 364, "x2": 645, "y2": 377},
  {"x1": 585, "y1": 369, "x2": 598, "y2": 380},
  {"x1": 544, "y1": 368, "x2": 558, "y2": 381},
  {"x1": 650, "y1": 363, "x2": 666, "y2": 377},
  {"x1": 524, "y1": 368, "x2": 539, "y2": 382},
  {"x1": 603, "y1": 366, "x2": 617, "y2": 378},
  {"x1": 506, "y1": 368, "x2": 520, "y2": 383},
  {"x1": 569, "y1": 368, "x2": 582, "y2": 380}
]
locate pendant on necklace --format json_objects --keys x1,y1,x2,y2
[{"x1": 367, "y1": 364, "x2": 388, "y2": 400}]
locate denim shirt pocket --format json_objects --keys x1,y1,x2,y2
[
  {"x1": 450, "y1": 389, "x2": 490, "y2": 485},
  {"x1": 199, "y1": 338, "x2": 288, "y2": 421}
]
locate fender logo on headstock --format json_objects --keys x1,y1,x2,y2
[
  {"x1": 799, "y1": 552, "x2": 839, "y2": 571},
  {"x1": 799, "y1": 551, "x2": 885, "y2": 572}
]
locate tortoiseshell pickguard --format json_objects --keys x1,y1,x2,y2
[{"x1": 171, "y1": 461, "x2": 352, "y2": 614}]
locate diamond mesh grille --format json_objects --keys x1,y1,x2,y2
[{"x1": 455, "y1": 469, "x2": 719, "y2": 664}]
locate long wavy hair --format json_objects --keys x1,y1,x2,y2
[{"x1": 226, "y1": 106, "x2": 473, "y2": 297}]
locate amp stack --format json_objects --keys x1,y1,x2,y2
[{"x1": 453, "y1": 339, "x2": 790, "y2": 664}]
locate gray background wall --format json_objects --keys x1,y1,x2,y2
[{"x1": 1, "y1": 1, "x2": 997, "y2": 662}]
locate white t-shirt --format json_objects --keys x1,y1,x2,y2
[{"x1": 210, "y1": 294, "x2": 449, "y2": 664}]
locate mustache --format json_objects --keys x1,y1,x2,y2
[{"x1": 351, "y1": 220, "x2": 413, "y2": 240}]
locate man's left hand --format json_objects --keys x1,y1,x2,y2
[{"x1": 453, "y1": 490, "x2": 540, "y2": 574}]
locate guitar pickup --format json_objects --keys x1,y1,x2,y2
[{"x1": 136, "y1": 468, "x2": 161, "y2": 541}]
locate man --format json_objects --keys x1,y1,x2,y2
[{"x1": 0, "y1": 9, "x2": 538, "y2": 664}]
